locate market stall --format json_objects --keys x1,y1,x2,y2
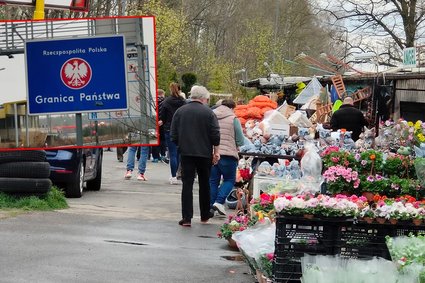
[{"x1": 216, "y1": 106, "x2": 425, "y2": 282}]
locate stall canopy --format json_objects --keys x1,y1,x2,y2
[
  {"x1": 293, "y1": 77, "x2": 323, "y2": 105},
  {"x1": 241, "y1": 75, "x2": 312, "y2": 90}
]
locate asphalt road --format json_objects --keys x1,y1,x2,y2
[{"x1": 0, "y1": 150, "x2": 255, "y2": 283}]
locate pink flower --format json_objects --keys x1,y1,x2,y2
[
  {"x1": 266, "y1": 253, "x2": 274, "y2": 261},
  {"x1": 331, "y1": 157, "x2": 340, "y2": 163}
]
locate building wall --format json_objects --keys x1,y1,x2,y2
[{"x1": 395, "y1": 79, "x2": 425, "y2": 120}]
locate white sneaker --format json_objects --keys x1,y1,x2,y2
[
  {"x1": 124, "y1": 170, "x2": 132, "y2": 179},
  {"x1": 169, "y1": 177, "x2": 181, "y2": 185},
  {"x1": 213, "y1": 202, "x2": 226, "y2": 215}
]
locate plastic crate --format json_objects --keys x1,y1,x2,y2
[
  {"x1": 393, "y1": 224, "x2": 425, "y2": 237},
  {"x1": 273, "y1": 257, "x2": 302, "y2": 283},
  {"x1": 275, "y1": 215, "x2": 338, "y2": 258},
  {"x1": 334, "y1": 223, "x2": 392, "y2": 259}
]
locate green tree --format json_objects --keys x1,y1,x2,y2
[{"x1": 181, "y1": 72, "x2": 197, "y2": 94}]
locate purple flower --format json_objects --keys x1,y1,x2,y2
[
  {"x1": 367, "y1": 175, "x2": 374, "y2": 182},
  {"x1": 375, "y1": 175, "x2": 383, "y2": 181},
  {"x1": 361, "y1": 160, "x2": 367, "y2": 166}
]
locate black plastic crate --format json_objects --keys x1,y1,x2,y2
[
  {"x1": 275, "y1": 215, "x2": 338, "y2": 259},
  {"x1": 273, "y1": 257, "x2": 302, "y2": 283},
  {"x1": 335, "y1": 242, "x2": 390, "y2": 259},
  {"x1": 337, "y1": 223, "x2": 392, "y2": 243},
  {"x1": 393, "y1": 225, "x2": 425, "y2": 237},
  {"x1": 275, "y1": 215, "x2": 340, "y2": 241}
]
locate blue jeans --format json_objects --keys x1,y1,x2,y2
[
  {"x1": 209, "y1": 156, "x2": 238, "y2": 206},
  {"x1": 165, "y1": 131, "x2": 179, "y2": 177},
  {"x1": 126, "y1": 146, "x2": 149, "y2": 174}
]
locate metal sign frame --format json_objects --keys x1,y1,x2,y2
[
  {"x1": 0, "y1": 0, "x2": 89, "y2": 11},
  {"x1": 25, "y1": 34, "x2": 129, "y2": 115}
]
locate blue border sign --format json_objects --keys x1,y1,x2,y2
[{"x1": 25, "y1": 35, "x2": 128, "y2": 115}]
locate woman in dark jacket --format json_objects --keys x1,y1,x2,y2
[{"x1": 159, "y1": 82, "x2": 186, "y2": 184}]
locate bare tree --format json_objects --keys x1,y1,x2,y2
[{"x1": 315, "y1": 0, "x2": 425, "y2": 64}]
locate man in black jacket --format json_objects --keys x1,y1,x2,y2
[
  {"x1": 171, "y1": 85, "x2": 220, "y2": 227},
  {"x1": 330, "y1": 97, "x2": 368, "y2": 141}
]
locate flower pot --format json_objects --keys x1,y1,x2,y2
[
  {"x1": 362, "y1": 192, "x2": 375, "y2": 202},
  {"x1": 227, "y1": 238, "x2": 239, "y2": 250},
  {"x1": 376, "y1": 217, "x2": 386, "y2": 224},
  {"x1": 303, "y1": 214, "x2": 314, "y2": 219},
  {"x1": 262, "y1": 274, "x2": 272, "y2": 283},
  {"x1": 413, "y1": 219, "x2": 423, "y2": 226},
  {"x1": 389, "y1": 218, "x2": 398, "y2": 225},
  {"x1": 363, "y1": 217, "x2": 374, "y2": 224},
  {"x1": 256, "y1": 270, "x2": 264, "y2": 283}
]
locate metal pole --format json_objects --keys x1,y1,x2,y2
[
  {"x1": 14, "y1": 103, "x2": 18, "y2": 147},
  {"x1": 136, "y1": 19, "x2": 148, "y2": 144},
  {"x1": 33, "y1": 0, "x2": 45, "y2": 20},
  {"x1": 76, "y1": 113, "x2": 83, "y2": 146},
  {"x1": 25, "y1": 105, "x2": 29, "y2": 147}
]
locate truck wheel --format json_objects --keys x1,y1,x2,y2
[
  {"x1": 66, "y1": 161, "x2": 84, "y2": 198},
  {"x1": 0, "y1": 162, "x2": 50, "y2": 178},
  {"x1": 0, "y1": 178, "x2": 52, "y2": 194},
  {"x1": 86, "y1": 155, "x2": 102, "y2": 191},
  {"x1": 0, "y1": 150, "x2": 46, "y2": 164}
]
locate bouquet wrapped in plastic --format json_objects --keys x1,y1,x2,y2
[
  {"x1": 298, "y1": 142, "x2": 323, "y2": 194},
  {"x1": 300, "y1": 254, "x2": 412, "y2": 283},
  {"x1": 232, "y1": 218, "x2": 275, "y2": 272},
  {"x1": 386, "y1": 234, "x2": 425, "y2": 282}
]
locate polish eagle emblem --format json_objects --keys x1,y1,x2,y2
[{"x1": 60, "y1": 58, "x2": 92, "y2": 89}]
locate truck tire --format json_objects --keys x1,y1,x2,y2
[
  {"x1": 0, "y1": 150, "x2": 46, "y2": 163},
  {"x1": 0, "y1": 177, "x2": 52, "y2": 194},
  {"x1": 65, "y1": 161, "x2": 84, "y2": 198},
  {"x1": 0, "y1": 162, "x2": 50, "y2": 178}
]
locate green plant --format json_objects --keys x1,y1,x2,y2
[
  {"x1": 181, "y1": 72, "x2": 197, "y2": 95},
  {"x1": 383, "y1": 155, "x2": 404, "y2": 176},
  {"x1": 321, "y1": 149, "x2": 356, "y2": 170},
  {"x1": 257, "y1": 253, "x2": 274, "y2": 279},
  {"x1": 0, "y1": 187, "x2": 68, "y2": 210},
  {"x1": 359, "y1": 174, "x2": 389, "y2": 194},
  {"x1": 356, "y1": 149, "x2": 384, "y2": 174},
  {"x1": 388, "y1": 176, "x2": 421, "y2": 198}
]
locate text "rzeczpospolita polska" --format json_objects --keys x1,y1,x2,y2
[{"x1": 42, "y1": 47, "x2": 107, "y2": 56}]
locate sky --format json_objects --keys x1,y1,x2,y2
[{"x1": 0, "y1": 54, "x2": 26, "y2": 104}]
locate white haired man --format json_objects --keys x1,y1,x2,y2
[{"x1": 171, "y1": 85, "x2": 221, "y2": 227}]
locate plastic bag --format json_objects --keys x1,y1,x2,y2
[
  {"x1": 232, "y1": 218, "x2": 275, "y2": 263},
  {"x1": 301, "y1": 254, "x2": 399, "y2": 283},
  {"x1": 298, "y1": 142, "x2": 323, "y2": 194}
]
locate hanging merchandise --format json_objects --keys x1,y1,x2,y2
[{"x1": 293, "y1": 77, "x2": 323, "y2": 105}]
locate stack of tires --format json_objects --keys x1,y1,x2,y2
[{"x1": 0, "y1": 150, "x2": 52, "y2": 196}]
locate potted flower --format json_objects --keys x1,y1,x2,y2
[
  {"x1": 321, "y1": 147, "x2": 356, "y2": 170},
  {"x1": 374, "y1": 204, "x2": 391, "y2": 224},
  {"x1": 359, "y1": 174, "x2": 388, "y2": 200},
  {"x1": 323, "y1": 165, "x2": 360, "y2": 195},
  {"x1": 359, "y1": 206, "x2": 375, "y2": 223},
  {"x1": 250, "y1": 193, "x2": 276, "y2": 214},
  {"x1": 388, "y1": 176, "x2": 420, "y2": 198},
  {"x1": 356, "y1": 149, "x2": 384, "y2": 174},
  {"x1": 217, "y1": 214, "x2": 251, "y2": 249}
]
